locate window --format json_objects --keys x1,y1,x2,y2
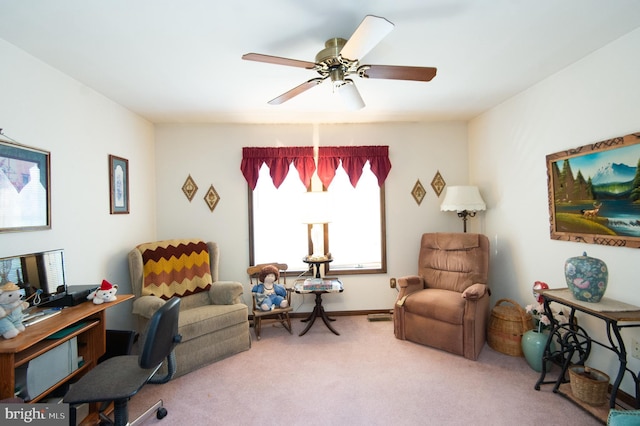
[
  {"x1": 324, "y1": 163, "x2": 386, "y2": 274},
  {"x1": 247, "y1": 148, "x2": 387, "y2": 276},
  {"x1": 249, "y1": 163, "x2": 309, "y2": 271}
]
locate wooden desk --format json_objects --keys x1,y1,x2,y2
[
  {"x1": 0, "y1": 295, "x2": 133, "y2": 403},
  {"x1": 534, "y1": 288, "x2": 640, "y2": 416}
]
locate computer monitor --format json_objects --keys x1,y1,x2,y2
[{"x1": 0, "y1": 249, "x2": 67, "y2": 307}]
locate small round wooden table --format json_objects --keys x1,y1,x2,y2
[{"x1": 294, "y1": 278, "x2": 343, "y2": 336}]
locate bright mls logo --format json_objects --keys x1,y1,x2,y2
[{"x1": 1, "y1": 404, "x2": 68, "y2": 425}]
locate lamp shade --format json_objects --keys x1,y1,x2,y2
[
  {"x1": 440, "y1": 186, "x2": 486, "y2": 212},
  {"x1": 300, "y1": 191, "x2": 332, "y2": 224}
]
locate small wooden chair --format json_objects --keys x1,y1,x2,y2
[{"x1": 247, "y1": 263, "x2": 293, "y2": 340}]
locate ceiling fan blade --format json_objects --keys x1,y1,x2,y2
[
  {"x1": 339, "y1": 15, "x2": 394, "y2": 61},
  {"x1": 242, "y1": 53, "x2": 316, "y2": 69},
  {"x1": 358, "y1": 64, "x2": 437, "y2": 82},
  {"x1": 268, "y1": 77, "x2": 326, "y2": 105}
]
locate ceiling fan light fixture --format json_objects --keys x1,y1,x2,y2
[
  {"x1": 243, "y1": 15, "x2": 436, "y2": 108},
  {"x1": 330, "y1": 67, "x2": 345, "y2": 86},
  {"x1": 338, "y1": 79, "x2": 365, "y2": 110}
]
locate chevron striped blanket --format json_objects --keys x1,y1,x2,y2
[{"x1": 137, "y1": 239, "x2": 212, "y2": 300}]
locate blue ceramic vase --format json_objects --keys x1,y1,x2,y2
[
  {"x1": 564, "y1": 252, "x2": 608, "y2": 303},
  {"x1": 521, "y1": 329, "x2": 553, "y2": 372}
]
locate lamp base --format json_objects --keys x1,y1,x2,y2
[{"x1": 457, "y1": 210, "x2": 477, "y2": 233}]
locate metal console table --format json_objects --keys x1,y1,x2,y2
[{"x1": 534, "y1": 288, "x2": 640, "y2": 410}]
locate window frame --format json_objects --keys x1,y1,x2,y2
[{"x1": 248, "y1": 165, "x2": 387, "y2": 276}]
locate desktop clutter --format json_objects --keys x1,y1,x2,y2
[
  {"x1": 0, "y1": 281, "x2": 29, "y2": 339},
  {"x1": 251, "y1": 265, "x2": 288, "y2": 311},
  {"x1": 87, "y1": 279, "x2": 118, "y2": 304}
]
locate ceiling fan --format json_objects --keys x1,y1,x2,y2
[{"x1": 242, "y1": 15, "x2": 437, "y2": 110}]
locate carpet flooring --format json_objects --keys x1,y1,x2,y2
[{"x1": 127, "y1": 315, "x2": 603, "y2": 426}]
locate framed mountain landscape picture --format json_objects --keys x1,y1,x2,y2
[{"x1": 546, "y1": 131, "x2": 640, "y2": 248}]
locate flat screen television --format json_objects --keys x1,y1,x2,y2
[{"x1": 0, "y1": 249, "x2": 67, "y2": 307}]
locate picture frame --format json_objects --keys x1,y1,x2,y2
[
  {"x1": 546, "y1": 131, "x2": 640, "y2": 248},
  {"x1": 0, "y1": 139, "x2": 51, "y2": 232},
  {"x1": 109, "y1": 154, "x2": 129, "y2": 214}
]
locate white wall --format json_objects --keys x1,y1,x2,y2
[
  {"x1": 0, "y1": 40, "x2": 157, "y2": 329},
  {"x1": 154, "y1": 121, "x2": 470, "y2": 312},
  {"x1": 469, "y1": 28, "x2": 640, "y2": 395},
  {"x1": 0, "y1": 37, "x2": 470, "y2": 328}
]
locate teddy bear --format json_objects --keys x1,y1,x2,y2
[
  {"x1": 251, "y1": 265, "x2": 288, "y2": 311},
  {"x1": 87, "y1": 279, "x2": 118, "y2": 304},
  {"x1": 0, "y1": 281, "x2": 29, "y2": 339}
]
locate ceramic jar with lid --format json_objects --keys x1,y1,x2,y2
[{"x1": 564, "y1": 252, "x2": 608, "y2": 302}]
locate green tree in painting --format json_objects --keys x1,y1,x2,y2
[
  {"x1": 573, "y1": 170, "x2": 590, "y2": 200},
  {"x1": 551, "y1": 161, "x2": 562, "y2": 201},
  {"x1": 556, "y1": 159, "x2": 575, "y2": 201},
  {"x1": 555, "y1": 159, "x2": 594, "y2": 202},
  {"x1": 586, "y1": 176, "x2": 594, "y2": 200},
  {"x1": 631, "y1": 157, "x2": 640, "y2": 202}
]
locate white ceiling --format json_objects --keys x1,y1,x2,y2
[{"x1": 2, "y1": 0, "x2": 640, "y2": 124}]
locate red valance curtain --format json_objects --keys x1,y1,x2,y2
[
  {"x1": 241, "y1": 147, "x2": 316, "y2": 189},
  {"x1": 318, "y1": 145, "x2": 391, "y2": 188}
]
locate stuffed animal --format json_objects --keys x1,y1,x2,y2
[
  {"x1": 0, "y1": 282, "x2": 29, "y2": 339},
  {"x1": 251, "y1": 265, "x2": 288, "y2": 311},
  {"x1": 87, "y1": 280, "x2": 118, "y2": 305}
]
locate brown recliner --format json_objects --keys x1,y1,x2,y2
[{"x1": 394, "y1": 232, "x2": 490, "y2": 360}]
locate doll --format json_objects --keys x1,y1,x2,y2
[
  {"x1": 252, "y1": 265, "x2": 288, "y2": 311},
  {"x1": 0, "y1": 282, "x2": 29, "y2": 339}
]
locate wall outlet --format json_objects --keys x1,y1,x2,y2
[{"x1": 632, "y1": 338, "x2": 640, "y2": 360}]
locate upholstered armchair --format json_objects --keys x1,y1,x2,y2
[
  {"x1": 128, "y1": 239, "x2": 251, "y2": 377},
  {"x1": 394, "y1": 232, "x2": 490, "y2": 360}
]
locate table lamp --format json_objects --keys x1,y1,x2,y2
[
  {"x1": 440, "y1": 186, "x2": 486, "y2": 233},
  {"x1": 301, "y1": 191, "x2": 331, "y2": 260}
]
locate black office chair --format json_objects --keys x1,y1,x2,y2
[{"x1": 64, "y1": 297, "x2": 182, "y2": 426}]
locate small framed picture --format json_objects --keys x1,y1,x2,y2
[{"x1": 109, "y1": 155, "x2": 129, "y2": 214}]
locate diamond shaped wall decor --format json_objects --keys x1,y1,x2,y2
[
  {"x1": 431, "y1": 171, "x2": 446, "y2": 197},
  {"x1": 204, "y1": 184, "x2": 220, "y2": 212},
  {"x1": 182, "y1": 174, "x2": 198, "y2": 202},
  {"x1": 411, "y1": 180, "x2": 426, "y2": 205}
]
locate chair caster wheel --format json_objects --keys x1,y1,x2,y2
[{"x1": 157, "y1": 407, "x2": 168, "y2": 419}]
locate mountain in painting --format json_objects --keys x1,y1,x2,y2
[{"x1": 591, "y1": 162, "x2": 636, "y2": 185}]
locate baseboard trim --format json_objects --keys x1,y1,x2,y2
[
  {"x1": 250, "y1": 309, "x2": 392, "y2": 321},
  {"x1": 290, "y1": 309, "x2": 392, "y2": 319}
]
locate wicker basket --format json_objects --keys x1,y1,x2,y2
[
  {"x1": 487, "y1": 298, "x2": 533, "y2": 356},
  {"x1": 569, "y1": 366, "x2": 610, "y2": 406}
]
